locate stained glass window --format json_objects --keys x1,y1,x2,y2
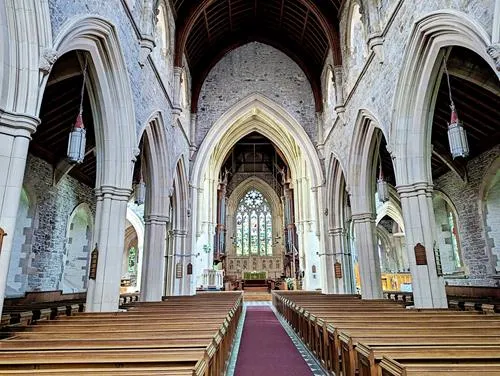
[{"x1": 236, "y1": 189, "x2": 273, "y2": 256}]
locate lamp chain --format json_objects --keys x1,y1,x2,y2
[
  {"x1": 443, "y1": 55, "x2": 455, "y2": 109},
  {"x1": 79, "y1": 56, "x2": 88, "y2": 114}
]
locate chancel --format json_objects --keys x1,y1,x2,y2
[{"x1": 0, "y1": 0, "x2": 499, "y2": 375}]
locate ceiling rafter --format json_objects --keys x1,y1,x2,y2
[
  {"x1": 173, "y1": 0, "x2": 341, "y2": 113},
  {"x1": 228, "y1": 0, "x2": 233, "y2": 31}
]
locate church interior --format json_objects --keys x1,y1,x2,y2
[{"x1": 0, "y1": 0, "x2": 499, "y2": 374}]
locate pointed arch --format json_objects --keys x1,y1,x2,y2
[
  {"x1": 140, "y1": 111, "x2": 171, "y2": 217},
  {"x1": 348, "y1": 108, "x2": 388, "y2": 214},
  {"x1": 390, "y1": 10, "x2": 497, "y2": 186},
  {"x1": 191, "y1": 93, "x2": 324, "y2": 189},
  {"x1": 0, "y1": 0, "x2": 52, "y2": 118},
  {"x1": 172, "y1": 155, "x2": 189, "y2": 232},
  {"x1": 326, "y1": 153, "x2": 349, "y2": 230},
  {"x1": 43, "y1": 15, "x2": 138, "y2": 190},
  {"x1": 228, "y1": 177, "x2": 282, "y2": 218}
]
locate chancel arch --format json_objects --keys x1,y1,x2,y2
[{"x1": 191, "y1": 94, "x2": 325, "y2": 292}]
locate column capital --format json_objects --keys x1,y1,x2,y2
[
  {"x1": 397, "y1": 182, "x2": 433, "y2": 198},
  {"x1": 328, "y1": 227, "x2": 346, "y2": 236},
  {"x1": 0, "y1": 109, "x2": 40, "y2": 137},
  {"x1": 95, "y1": 186, "x2": 132, "y2": 201},
  {"x1": 144, "y1": 214, "x2": 170, "y2": 224},
  {"x1": 351, "y1": 212, "x2": 375, "y2": 223},
  {"x1": 172, "y1": 229, "x2": 188, "y2": 237}
]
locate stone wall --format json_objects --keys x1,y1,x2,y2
[
  {"x1": 321, "y1": 0, "x2": 497, "y2": 288},
  {"x1": 485, "y1": 170, "x2": 500, "y2": 274},
  {"x1": 433, "y1": 145, "x2": 500, "y2": 286},
  {"x1": 325, "y1": 0, "x2": 495, "y2": 171},
  {"x1": 196, "y1": 42, "x2": 317, "y2": 147},
  {"x1": 14, "y1": 154, "x2": 97, "y2": 293},
  {"x1": 48, "y1": 0, "x2": 190, "y2": 186}
]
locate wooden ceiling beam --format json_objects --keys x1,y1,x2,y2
[
  {"x1": 203, "y1": 9, "x2": 212, "y2": 43},
  {"x1": 228, "y1": 0, "x2": 233, "y2": 31},
  {"x1": 300, "y1": 9, "x2": 309, "y2": 43},
  {"x1": 279, "y1": 0, "x2": 285, "y2": 26}
]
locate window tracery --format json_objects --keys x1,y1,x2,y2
[{"x1": 235, "y1": 189, "x2": 273, "y2": 256}]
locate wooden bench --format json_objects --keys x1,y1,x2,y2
[
  {"x1": 0, "y1": 292, "x2": 243, "y2": 375},
  {"x1": 272, "y1": 291, "x2": 500, "y2": 376}
]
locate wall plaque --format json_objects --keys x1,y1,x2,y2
[
  {"x1": 89, "y1": 244, "x2": 98, "y2": 280},
  {"x1": 311, "y1": 265, "x2": 317, "y2": 274},
  {"x1": 334, "y1": 262, "x2": 342, "y2": 279},
  {"x1": 414, "y1": 243, "x2": 427, "y2": 265},
  {"x1": 187, "y1": 263, "x2": 193, "y2": 275},
  {"x1": 0, "y1": 228, "x2": 6, "y2": 255},
  {"x1": 176, "y1": 262, "x2": 183, "y2": 279}
]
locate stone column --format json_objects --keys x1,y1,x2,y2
[
  {"x1": 172, "y1": 229, "x2": 188, "y2": 295},
  {"x1": 86, "y1": 186, "x2": 130, "y2": 312},
  {"x1": 398, "y1": 183, "x2": 447, "y2": 308},
  {"x1": 352, "y1": 212, "x2": 383, "y2": 299},
  {"x1": 140, "y1": 214, "x2": 168, "y2": 301},
  {"x1": 0, "y1": 112, "x2": 38, "y2": 317},
  {"x1": 320, "y1": 231, "x2": 335, "y2": 294},
  {"x1": 214, "y1": 178, "x2": 227, "y2": 262},
  {"x1": 330, "y1": 227, "x2": 356, "y2": 294}
]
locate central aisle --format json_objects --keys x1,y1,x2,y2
[{"x1": 234, "y1": 306, "x2": 313, "y2": 376}]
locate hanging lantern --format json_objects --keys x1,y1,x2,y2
[
  {"x1": 444, "y1": 57, "x2": 469, "y2": 159},
  {"x1": 377, "y1": 160, "x2": 389, "y2": 202},
  {"x1": 134, "y1": 177, "x2": 146, "y2": 205},
  {"x1": 447, "y1": 103, "x2": 469, "y2": 159},
  {"x1": 67, "y1": 56, "x2": 88, "y2": 164},
  {"x1": 67, "y1": 112, "x2": 86, "y2": 164}
]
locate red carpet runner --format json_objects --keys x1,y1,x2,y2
[{"x1": 234, "y1": 306, "x2": 313, "y2": 376}]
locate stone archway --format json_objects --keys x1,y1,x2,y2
[
  {"x1": 389, "y1": 10, "x2": 496, "y2": 308},
  {"x1": 190, "y1": 94, "x2": 325, "y2": 291},
  {"x1": 46, "y1": 15, "x2": 137, "y2": 312}
]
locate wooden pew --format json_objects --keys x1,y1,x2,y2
[
  {"x1": 272, "y1": 291, "x2": 500, "y2": 376},
  {"x1": 379, "y1": 357, "x2": 500, "y2": 376},
  {"x1": 0, "y1": 292, "x2": 243, "y2": 375}
]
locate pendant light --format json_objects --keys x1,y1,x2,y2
[
  {"x1": 133, "y1": 153, "x2": 146, "y2": 206},
  {"x1": 444, "y1": 56, "x2": 469, "y2": 159},
  {"x1": 67, "y1": 56, "x2": 88, "y2": 164},
  {"x1": 377, "y1": 157, "x2": 389, "y2": 202},
  {"x1": 134, "y1": 176, "x2": 146, "y2": 206}
]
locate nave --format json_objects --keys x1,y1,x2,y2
[{"x1": 1, "y1": 291, "x2": 500, "y2": 375}]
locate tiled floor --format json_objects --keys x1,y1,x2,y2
[{"x1": 227, "y1": 301, "x2": 328, "y2": 376}]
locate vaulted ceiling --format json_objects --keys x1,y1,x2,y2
[{"x1": 172, "y1": 0, "x2": 343, "y2": 112}]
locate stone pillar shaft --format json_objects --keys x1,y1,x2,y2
[
  {"x1": 85, "y1": 186, "x2": 130, "y2": 312},
  {"x1": 140, "y1": 215, "x2": 168, "y2": 301},
  {"x1": 352, "y1": 213, "x2": 383, "y2": 299},
  {"x1": 0, "y1": 113, "x2": 38, "y2": 317},
  {"x1": 398, "y1": 183, "x2": 447, "y2": 308},
  {"x1": 329, "y1": 227, "x2": 355, "y2": 294}
]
